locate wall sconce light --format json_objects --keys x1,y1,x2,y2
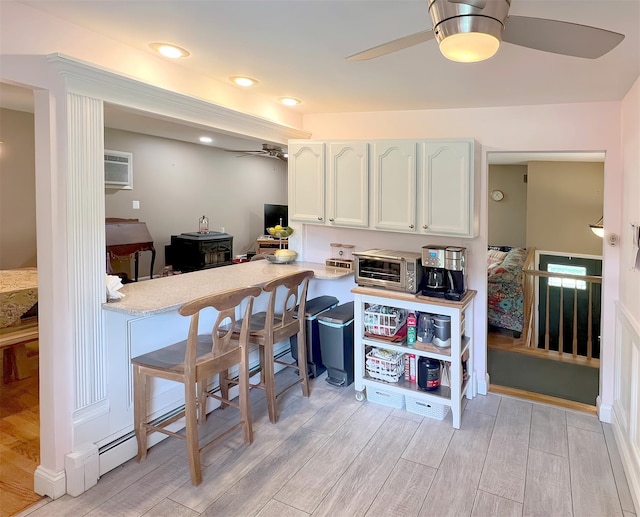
[{"x1": 589, "y1": 216, "x2": 604, "y2": 238}]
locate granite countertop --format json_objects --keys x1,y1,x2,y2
[{"x1": 103, "y1": 260, "x2": 352, "y2": 316}]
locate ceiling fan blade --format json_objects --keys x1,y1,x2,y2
[
  {"x1": 503, "y1": 15, "x2": 625, "y2": 59},
  {"x1": 346, "y1": 29, "x2": 435, "y2": 61},
  {"x1": 447, "y1": 0, "x2": 487, "y2": 9}
]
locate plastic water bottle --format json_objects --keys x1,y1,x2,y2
[{"x1": 407, "y1": 312, "x2": 417, "y2": 347}]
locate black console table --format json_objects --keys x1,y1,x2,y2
[{"x1": 166, "y1": 232, "x2": 233, "y2": 272}]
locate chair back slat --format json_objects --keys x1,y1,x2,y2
[
  {"x1": 179, "y1": 286, "x2": 262, "y2": 374},
  {"x1": 262, "y1": 270, "x2": 314, "y2": 338}
]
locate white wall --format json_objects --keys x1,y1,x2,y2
[
  {"x1": 302, "y1": 101, "x2": 622, "y2": 413},
  {"x1": 614, "y1": 76, "x2": 640, "y2": 511}
]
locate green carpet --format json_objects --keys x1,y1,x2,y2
[{"x1": 488, "y1": 348, "x2": 599, "y2": 406}]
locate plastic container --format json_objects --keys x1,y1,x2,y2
[
  {"x1": 407, "y1": 312, "x2": 417, "y2": 346},
  {"x1": 365, "y1": 348, "x2": 405, "y2": 383},
  {"x1": 291, "y1": 295, "x2": 339, "y2": 378},
  {"x1": 363, "y1": 305, "x2": 407, "y2": 337},
  {"x1": 318, "y1": 302, "x2": 354, "y2": 387},
  {"x1": 417, "y1": 357, "x2": 441, "y2": 391}
]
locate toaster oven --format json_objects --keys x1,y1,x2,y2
[{"x1": 353, "y1": 249, "x2": 423, "y2": 293}]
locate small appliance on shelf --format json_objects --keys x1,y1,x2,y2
[{"x1": 325, "y1": 243, "x2": 355, "y2": 270}]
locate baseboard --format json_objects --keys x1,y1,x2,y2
[
  {"x1": 612, "y1": 407, "x2": 640, "y2": 513},
  {"x1": 34, "y1": 465, "x2": 66, "y2": 499},
  {"x1": 489, "y1": 384, "x2": 597, "y2": 414},
  {"x1": 596, "y1": 395, "x2": 613, "y2": 423},
  {"x1": 477, "y1": 373, "x2": 489, "y2": 395}
]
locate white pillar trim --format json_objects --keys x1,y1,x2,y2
[{"x1": 67, "y1": 93, "x2": 108, "y2": 411}]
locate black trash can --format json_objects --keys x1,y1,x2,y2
[
  {"x1": 291, "y1": 295, "x2": 339, "y2": 378},
  {"x1": 318, "y1": 302, "x2": 355, "y2": 387}
]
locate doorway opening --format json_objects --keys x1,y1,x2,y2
[{"x1": 486, "y1": 152, "x2": 604, "y2": 410}]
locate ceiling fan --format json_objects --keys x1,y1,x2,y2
[
  {"x1": 226, "y1": 143, "x2": 288, "y2": 162},
  {"x1": 347, "y1": 0, "x2": 625, "y2": 63}
]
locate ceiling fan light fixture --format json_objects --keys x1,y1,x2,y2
[
  {"x1": 435, "y1": 15, "x2": 503, "y2": 63},
  {"x1": 439, "y1": 31, "x2": 500, "y2": 62}
]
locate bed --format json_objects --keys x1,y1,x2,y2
[{"x1": 487, "y1": 247, "x2": 531, "y2": 337}]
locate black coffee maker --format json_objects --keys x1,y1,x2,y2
[
  {"x1": 421, "y1": 245, "x2": 448, "y2": 298},
  {"x1": 421, "y1": 245, "x2": 467, "y2": 301}
]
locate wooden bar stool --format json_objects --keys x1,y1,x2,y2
[
  {"x1": 131, "y1": 285, "x2": 261, "y2": 486},
  {"x1": 226, "y1": 270, "x2": 314, "y2": 423}
]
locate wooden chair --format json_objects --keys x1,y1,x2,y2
[
  {"x1": 226, "y1": 270, "x2": 314, "y2": 423},
  {"x1": 131, "y1": 285, "x2": 261, "y2": 486}
]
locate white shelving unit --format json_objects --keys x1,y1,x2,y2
[{"x1": 352, "y1": 287, "x2": 476, "y2": 429}]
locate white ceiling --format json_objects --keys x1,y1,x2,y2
[{"x1": 2, "y1": 0, "x2": 638, "y2": 156}]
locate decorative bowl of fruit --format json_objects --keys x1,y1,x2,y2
[
  {"x1": 265, "y1": 249, "x2": 298, "y2": 264},
  {"x1": 266, "y1": 225, "x2": 294, "y2": 239}
]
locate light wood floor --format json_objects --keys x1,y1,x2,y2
[
  {"x1": 15, "y1": 368, "x2": 637, "y2": 517},
  {"x1": 0, "y1": 344, "x2": 41, "y2": 517}
]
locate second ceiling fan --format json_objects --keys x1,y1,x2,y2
[
  {"x1": 226, "y1": 143, "x2": 288, "y2": 162},
  {"x1": 347, "y1": 0, "x2": 625, "y2": 63}
]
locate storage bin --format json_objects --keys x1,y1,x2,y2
[
  {"x1": 365, "y1": 348, "x2": 405, "y2": 383},
  {"x1": 366, "y1": 387, "x2": 405, "y2": 409},
  {"x1": 318, "y1": 302, "x2": 354, "y2": 387},
  {"x1": 290, "y1": 295, "x2": 339, "y2": 377},
  {"x1": 363, "y1": 305, "x2": 407, "y2": 337},
  {"x1": 405, "y1": 395, "x2": 449, "y2": 420}
]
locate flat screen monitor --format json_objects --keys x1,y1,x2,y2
[{"x1": 264, "y1": 204, "x2": 288, "y2": 231}]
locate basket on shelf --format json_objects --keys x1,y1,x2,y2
[
  {"x1": 365, "y1": 348, "x2": 405, "y2": 383},
  {"x1": 363, "y1": 305, "x2": 407, "y2": 337}
]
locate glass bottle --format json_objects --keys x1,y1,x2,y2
[{"x1": 199, "y1": 215, "x2": 209, "y2": 234}]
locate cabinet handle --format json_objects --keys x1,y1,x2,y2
[
  {"x1": 423, "y1": 225, "x2": 428, "y2": 229},
  {"x1": 329, "y1": 218, "x2": 334, "y2": 222},
  {"x1": 317, "y1": 216, "x2": 323, "y2": 221},
  {"x1": 409, "y1": 224, "x2": 414, "y2": 229}
]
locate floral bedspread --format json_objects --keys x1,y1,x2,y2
[
  {"x1": 487, "y1": 248, "x2": 527, "y2": 333},
  {"x1": 0, "y1": 267, "x2": 38, "y2": 328}
]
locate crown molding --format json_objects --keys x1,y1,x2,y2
[{"x1": 45, "y1": 53, "x2": 310, "y2": 145}]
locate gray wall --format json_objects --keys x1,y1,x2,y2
[
  {"x1": 488, "y1": 164, "x2": 527, "y2": 248},
  {"x1": 0, "y1": 108, "x2": 36, "y2": 269},
  {"x1": 105, "y1": 128, "x2": 288, "y2": 276},
  {"x1": 526, "y1": 161, "x2": 604, "y2": 256},
  {"x1": 488, "y1": 160, "x2": 604, "y2": 256}
]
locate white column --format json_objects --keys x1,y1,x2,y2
[{"x1": 66, "y1": 93, "x2": 107, "y2": 412}]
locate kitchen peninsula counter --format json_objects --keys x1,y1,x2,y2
[
  {"x1": 103, "y1": 260, "x2": 352, "y2": 316},
  {"x1": 92, "y1": 259, "x2": 354, "y2": 476}
]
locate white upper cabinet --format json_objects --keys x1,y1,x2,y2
[
  {"x1": 372, "y1": 141, "x2": 418, "y2": 232},
  {"x1": 327, "y1": 142, "x2": 369, "y2": 228},
  {"x1": 419, "y1": 140, "x2": 474, "y2": 237},
  {"x1": 288, "y1": 142, "x2": 326, "y2": 224},
  {"x1": 288, "y1": 138, "x2": 476, "y2": 237}
]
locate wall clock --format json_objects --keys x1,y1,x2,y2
[{"x1": 490, "y1": 190, "x2": 504, "y2": 201}]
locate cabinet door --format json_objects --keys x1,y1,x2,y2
[
  {"x1": 419, "y1": 140, "x2": 473, "y2": 236},
  {"x1": 372, "y1": 141, "x2": 417, "y2": 232},
  {"x1": 288, "y1": 142, "x2": 326, "y2": 223},
  {"x1": 327, "y1": 142, "x2": 369, "y2": 228}
]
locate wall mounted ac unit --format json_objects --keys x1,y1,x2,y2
[{"x1": 105, "y1": 150, "x2": 133, "y2": 189}]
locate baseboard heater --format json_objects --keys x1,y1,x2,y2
[{"x1": 97, "y1": 345, "x2": 293, "y2": 475}]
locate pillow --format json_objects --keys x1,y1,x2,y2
[{"x1": 487, "y1": 249, "x2": 508, "y2": 268}]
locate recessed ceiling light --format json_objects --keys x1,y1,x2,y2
[
  {"x1": 279, "y1": 97, "x2": 301, "y2": 106},
  {"x1": 149, "y1": 42, "x2": 190, "y2": 59},
  {"x1": 230, "y1": 76, "x2": 258, "y2": 87},
  {"x1": 199, "y1": 136, "x2": 213, "y2": 144}
]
